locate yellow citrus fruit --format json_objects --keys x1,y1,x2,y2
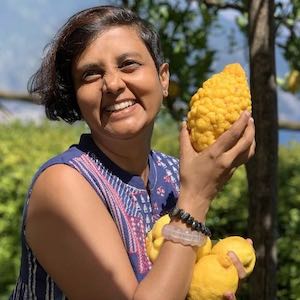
[
  {"x1": 188, "y1": 254, "x2": 239, "y2": 300},
  {"x1": 146, "y1": 214, "x2": 212, "y2": 263},
  {"x1": 287, "y1": 69, "x2": 300, "y2": 94},
  {"x1": 187, "y1": 63, "x2": 251, "y2": 152},
  {"x1": 146, "y1": 214, "x2": 170, "y2": 262},
  {"x1": 196, "y1": 236, "x2": 212, "y2": 262},
  {"x1": 211, "y1": 236, "x2": 256, "y2": 275}
]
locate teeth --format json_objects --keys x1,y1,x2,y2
[{"x1": 106, "y1": 100, "x2": 136, "y2": 112}]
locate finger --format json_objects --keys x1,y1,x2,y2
[
  {"x1": 247, "y1": 136, "x2": 256, "y2": 158},
  {"x1": 228, "y1": 251, "x2": 247, "y2": 279},
  {"x1": 223, "y1": 117, "x2": 255, "y2": 167},
  {"x1": 230, "y1": 135, "x2": 256, "y2": 168},
  {"x1": 231, "y1": 138, "x2": 256, "y2": 168},
  {"x1": 246, "y1": 238, "x2": 253, "y2": 246},
  {"x1": 210, "y1": 111, "x2": 251, "y2": 156},
  {"x1": 223, "y1": 292, "x2": 236, "y2": 300},
  {"x1": 179, "y1": 121, "x2": 196, "y2": 158},
  {"x1": 231, "y1": 117, "x2": 255, "y2": 155}
]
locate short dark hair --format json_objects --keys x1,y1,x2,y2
[{"x1": 28, "y1": 5, "x2": 164, "y2": 123}]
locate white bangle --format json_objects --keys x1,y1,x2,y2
[{"x1": 162, "y1": 224, "x2": 207, "y2": 247}]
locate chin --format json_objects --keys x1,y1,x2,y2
[{"x1": 108, "y1": 123, "x2": 153, "y2": 140}]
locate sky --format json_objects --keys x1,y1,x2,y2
[{"x1": 1, "y1": 0, "x2": 300, "y2": 144}]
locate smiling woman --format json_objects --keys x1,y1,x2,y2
[
  {"x1": 10, "y1": 5, "x2": 255, "y2": 300},
  {"x1": 72, "y1": 26, "x2": 169, "y2": 143}
]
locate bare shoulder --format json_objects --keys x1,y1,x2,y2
[
  {"x1": 26, "y1": 164, "x2": 137, "y2": 299},
  {"x1": 27, "y1": 163, "x2": 96, "y2": 212}
]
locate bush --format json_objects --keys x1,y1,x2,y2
[
  {"x1": 0, "y1": 120, "x2": 86, "y2": 298},
  {"x1": 277, "y1": 143, "x2": 300, "y2": 300}
]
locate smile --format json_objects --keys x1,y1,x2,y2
[{"x1": 105, "y1": 100, "x2": 136, "y2": 112}]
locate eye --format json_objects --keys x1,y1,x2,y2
[
  {"x1": 119, "y1": 60, "x2": 141, "y2": 72},
  {"x1": 82, "y1": 69, "x2": 102, "y2": 82}
]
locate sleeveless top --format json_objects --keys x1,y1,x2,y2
[{"x1": 10, "y1": 134, "x2": 180, "y2": 299}]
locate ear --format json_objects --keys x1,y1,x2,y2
[{"x1": 159, "y1": 63, "x2": 170, "y2": 98}]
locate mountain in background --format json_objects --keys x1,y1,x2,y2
[{"x1": 1, "y1": 0, "x2": 299, "y2": 143}]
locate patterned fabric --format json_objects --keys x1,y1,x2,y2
[{"x1": 10, "y1": 134, "x2": 180, "y2": 299}]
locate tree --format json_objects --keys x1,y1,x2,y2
[
  {"x1": 279, "y1": 0, "x2": 300, "y2": 92},
  {"x1": 247, "y1": 1, "x2": 278, "y2": 299}
]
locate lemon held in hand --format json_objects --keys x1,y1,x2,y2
[
  {"x1": 188, "y1": 236, "x2": 256, "y2": 300},
  {"x1": 146, "y1": 217, "x2": 256, "y2": 300},
  {"x1": 187, "y1": 63, "x2": 252, "y2": 152},
  {"x1": 187, "y1": 254, "x2": 239, "y2": 300},
  {"x1": 211, "y1": 236, "x2": 256, "y2": 276}
]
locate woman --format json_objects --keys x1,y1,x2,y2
[{"x1": 10, "y1": 5, "x2": 255, "y2": 300}]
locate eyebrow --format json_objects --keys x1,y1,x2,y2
[
  {"x1": 77, "y1": 52, "x2": 143, "y2": 71},
  {"x1": 117, "y1": 52, "x2": 143, "y2": 61},
  {"x1": 76, "y1": 63, "x2": 101, "y2": 74},
  {"x1": 74, "y1": 51, "x2": 144, "y2": 79}
]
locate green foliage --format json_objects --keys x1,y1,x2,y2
[
  {"x1": 0, "y1": 120, "x2": 86, "y2": 298},
  {"x1": 152, "y1": 111, "x2": 180, "y2": 157},
  {"x1": 279, "y1": 0, "x2": 300, "y2": 71},
  {"x1": 277, "y1": 143, "x2": 300, "y2": 299}
]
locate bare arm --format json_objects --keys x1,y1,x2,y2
[{"x1": 26, "y1": 111, "x2": 255, "y2": 300}]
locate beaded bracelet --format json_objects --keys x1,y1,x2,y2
[
  {"x1": 169, "y1": 207, "x2": 212, "y2": 237},
  {"x1": 162, "y1": 224, "x2": 207, "y2": 247}
]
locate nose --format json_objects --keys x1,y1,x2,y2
[{"x1": 102, "y1": 70, "x2": 126, "y2": 94}]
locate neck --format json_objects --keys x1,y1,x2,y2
[{"x1": 91, "y1": 127, "x2": 153, "y2": 185}]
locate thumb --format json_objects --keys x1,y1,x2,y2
[{"x1": 179, "y1": 121, "x2": 195, "y2": 158}]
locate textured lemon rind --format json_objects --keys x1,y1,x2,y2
[{"x1": 187, "y1": 63, "x2": 252, "y2": 152}]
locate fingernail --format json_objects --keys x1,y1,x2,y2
[{"x1": 180, "y1": 121, "x2": 187, "y2": 130}]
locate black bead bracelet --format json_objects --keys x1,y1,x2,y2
[{"x1": 169, "y1": 207, "x2": 212, "y2": 237}]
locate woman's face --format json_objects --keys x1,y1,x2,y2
[{"x1": 72, "y1": 26, "x2": 169, "y2": 141}]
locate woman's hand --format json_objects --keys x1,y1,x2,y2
[{"x1": 178, "y1": 111, "x2": 255, "y2": 219}]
